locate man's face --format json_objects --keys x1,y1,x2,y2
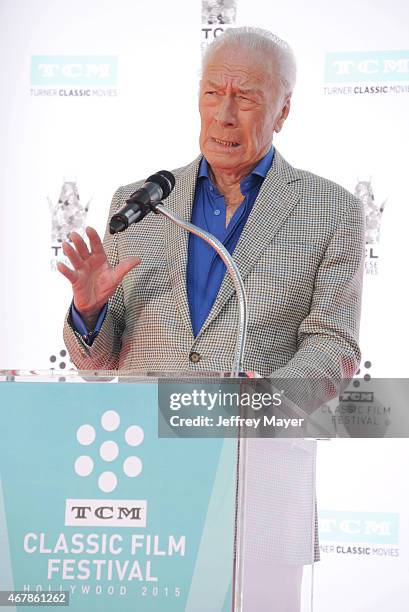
[{"x1": 199, "y1": 45, "x2": 290, "y2": 177}]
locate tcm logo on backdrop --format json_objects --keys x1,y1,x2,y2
[
  {"x1": 354, "y1": 179, "x2": 386, "y2": 275},
  {"x1": 48, "y1": 181, "x2": 90, "y2": 271},
  {"x1": 31, "y1": 55, "x2": 118, "y2": 85},
  {"x1": 319, "y1": 511, "x2": 399, "y2": 544},
  {"x1": 335, "y1": 390, "x2": 391, "y2": 433},
  {"x1": 331, "y1": 363, "x2": 392, "y2": 436},
  {"x1": 324, "y1": 50, "x2": 409, "y2": 95},
  {"x1": 30, "y1": 55, "x2": 118, "y2": 97},
  {"x1": 65, "y1": 409, "x2": 146, "y2": 528},
  {"x1": 201, "y1": 0, "x2": 237, "y2": 51}
]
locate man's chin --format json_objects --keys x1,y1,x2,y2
[{"x1": 202, "y1": 148, "x2": 243, "y2": 171}]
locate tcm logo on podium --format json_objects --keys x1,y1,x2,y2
[
  {"x1": 65, "y1": 499, "x2": 147, "y2": 528},
  {"x1": 65, "y1": 409, "x2": 146, "y2": 527}
]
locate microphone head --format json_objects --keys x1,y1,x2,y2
[
  {"x1": 158, "y1": 170, "x2": 176, "y2": 190},
  {"x1": 109, "y1": 216, "x2": 127, "y2": 234},
  {"x1": 146, "y1": 170, "x2": 176, "y2": 200}
]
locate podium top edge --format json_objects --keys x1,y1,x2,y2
[{"x1": 0, "y1": 369, "x2": 242, "y2": 383}]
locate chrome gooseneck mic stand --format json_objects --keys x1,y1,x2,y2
[{"x1": 154, "y1": 203, "x2": 248, "y2": 612}]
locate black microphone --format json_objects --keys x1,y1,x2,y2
[{"x1": 109, "y1": 170, "x2": 175, "y2": 234}]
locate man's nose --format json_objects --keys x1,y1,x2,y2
[{"x1": 215, "y1": 95, "x2": 237, "y2": 127}]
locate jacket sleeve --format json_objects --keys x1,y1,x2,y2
[{"x1": 271, "y1": 194, "x2": 365, "y2": 410}]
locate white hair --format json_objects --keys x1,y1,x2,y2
[{"x1": 201, "y1": 27, "x2": 297, "y2": 95}]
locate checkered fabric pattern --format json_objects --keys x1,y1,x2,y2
[
  {"x1": 244, "y1": 438, "x2": 319, "y2": 565},
  {"x1": 64, "y1": 149, "x2": 364, "y2": 384}
]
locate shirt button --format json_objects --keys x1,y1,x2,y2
[
  {"x1": 214, "y1": 209, "x2": 221, "y2": 216},
  {"x1": 189, "y1": 351, "x2": 201, "y2": 364}
]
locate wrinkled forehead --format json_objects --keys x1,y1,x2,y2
[{"x1": 201, "y1": 45, "x2": 276, "y2": 92}]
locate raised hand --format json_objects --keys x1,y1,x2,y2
[{"x1": 57, "y1": 227, "x2": 140, "y2": 326}]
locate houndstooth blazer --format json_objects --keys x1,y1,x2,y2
[{"x1": 64, "y1": 149, "x2": 364, "y2": 387}]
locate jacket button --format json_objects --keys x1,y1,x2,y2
[{"x1": 189, "y1": 351, "x2": 201, "y2": 364}]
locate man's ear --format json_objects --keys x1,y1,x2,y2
[{"x1": 274, "y1": 95, "x2": 291, "y2": 134}]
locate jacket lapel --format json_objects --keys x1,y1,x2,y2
[
  {"x1": 196, "y1": 150, "x2": 301, "y2": 339},
  {"x1": 163, "y1": 156, "x2": 201, "y2": 338}
]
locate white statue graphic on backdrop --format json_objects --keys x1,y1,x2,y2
[
  {"x1": 202, "y1": 0, "x2": 237, "y2": 24},
  {"x1": 48, "y1": 181, "x2": 90, "y2": 244},
  {"x1": 354, "y1": 180, "x2": 386, "y2": 244}
]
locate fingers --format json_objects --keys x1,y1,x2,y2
[
  {"x1": 86, "y1": 226, "x2": 105, "y2": 256},
  {"x1": 112, "y1": 256, "x2": 141, "y2": 284},
  {"x1": 69, "y1": 231, "x2": 90, "y2": 259},
  {"x1": 62, "y1": 241, "x2": 84, "y2": 270},
  {"x1": 56, "y1": 261, "x2": 78, "y2": 284}
]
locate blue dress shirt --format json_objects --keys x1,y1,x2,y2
[
  {"x1": 187, "y1": 147, "x2": 274, "y2": 337},
  {"x1": 71, "y1": 147, "x2": 274, "y2": 343}
]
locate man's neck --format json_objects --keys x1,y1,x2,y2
[
  {"x1": 206, "y1": 148, "x2": 272, "y2": 225},
  {"x1": 207, "y1": 167, "x2": 245, "y2": 226},
  {"x1": 209, "y1": 166, "x2": 245, "y2": 194}
]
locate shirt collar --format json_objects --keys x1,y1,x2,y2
[{"x1": 198, "y1": 146, "x2": 274, "y2": 193}]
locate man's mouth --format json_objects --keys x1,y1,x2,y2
[{"x1": 212, "y1": 137, "x2": 240, "y2": 147}]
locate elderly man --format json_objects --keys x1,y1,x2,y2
[
  {"x1": 60, "y1": 27, "x2": 363, "y2": 378},
  {"x1": 59, "y1": 27, "x2": 364, "y2": 610}
]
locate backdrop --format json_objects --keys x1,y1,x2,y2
[{"x1": 1, "y1": 0, "x2": 408, "y2": 610}]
